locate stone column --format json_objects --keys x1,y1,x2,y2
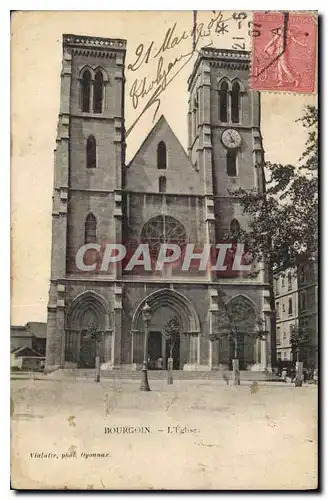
[
  {"x1": 186, "y1": 333, "x2": 199, "y2": 369},
  {"x1": 131, "y1": 330, "x2": 134, "y2": 365},
  {"x1": 209, "y1": 295, "x2": 220, "y2": 369},
  {"x1": 57, "y1": 306, "x2": 66, "y2": 368},
  {"x1": 180, "y1": 333, "x2": 189, "y2": 369},
  {"x1": 45, "y1": 307, "x2": 57, "y2": 368},
  {"x1": 261, "y1": 338, "x2": 267, "y2": 371},
  {"x1": 112, "y1": 285, "x2": 122, "y2": 368},
  {"x1": 112, "y1": 310, "x2": 122, "y2": 368},
  {"x1": 189, "y1": 334, "x2": 196, "y2": 364},
  {"x1": 208, "y1": 339, "x2": 213, "y2": 370},
  {"x1": 76, "y1": 330, "x2": 81, "y2": 365},
  {"x1": 103, "y1": 331, "x2": 112, "y2": 364},
  {"x1": 183, "y1": 334, "x2": 198, "y2": 371},
  {"x1": 256, "y1": 337, "x2": 260, "y2": 364},
  {"x1": 133, "y1": 331, "x2": 144, "y2": 366}
]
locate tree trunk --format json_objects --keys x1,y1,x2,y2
[
  {"x1": 95, "y1": 342, "x2": 100, "y2": 383},
  {"x1": 234, "y1": 335, "x2": 238, "y2": 359},
  {"x1": 295, "y1": 361, "x2": 303, "y2": 387},
  {"x1": 167, "y1": 356, "x2": 173, "y2": 385},
  {"x1": 232, "y1": 358, "x2": 240, "y2": 385},
  {"x1": 268, "y1": 265, "x2": 276, "y2": 371},
  {"x1": 262, "y1": 165, "x2": 276, "y2": 373},
  {"x1": 232, "y1": 334, "x2": 240, "y2": 385}
]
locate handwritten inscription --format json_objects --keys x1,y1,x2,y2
[
  {"x1": 128, "y1": 14, "x2": 224, "y2": 74},
  {"x1": 126, "y1": 11, "x2": 250, "y2": 138}
]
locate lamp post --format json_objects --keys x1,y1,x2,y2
[
  {"x1": 140, "y1": 302, "x2": 151, "y2": 391},
  {"x1": 255, "y1": 318, "x2": 269, "y2": 372}
]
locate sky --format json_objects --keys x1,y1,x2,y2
[{"x1": 11, "y1": 11, "x2": 317, "y2": 325}]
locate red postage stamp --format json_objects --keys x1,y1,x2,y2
[{"x1": 250, "y1": 12, "x2": 317, "y2": 93}]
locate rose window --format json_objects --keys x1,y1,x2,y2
[{"x1": 140, "y1": 215, "x2": 187, "y2": 255}]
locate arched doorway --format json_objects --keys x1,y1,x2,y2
[
  {"x1": 131, "y1": 289, "x2": 200, "y2": 370},
  {"x1": 65, "y1": 291, "x2": 111, "y2": 368},
  {"x1": 147, "y1": 306, "x2": 181, "y2": 370},
  {"x1": 146, "y1": 330, "x2": 180, "y2": 370},
  {"x1": 225, "y1": 295, "x2": 257, "y2": 370}
]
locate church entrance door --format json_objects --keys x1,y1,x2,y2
[
  {"x1": 147, "y1": 331, "x2": 181, "y2": 370},
  {"x1": 79, "y1": 332, "x2": 96, "y2": 368},
  {"x1": 229, "y1": 334, "x2": 247, "y2": 370},
  {"x1": 148, "y1": 331, "x2": 163, "y2": 370}
]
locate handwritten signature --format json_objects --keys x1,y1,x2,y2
[{"x1": 126, "y1": 11, "x2": 233, "y2": 138}]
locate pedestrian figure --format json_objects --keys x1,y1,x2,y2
[
  {"x1": 281, "y1": 367, "x2": 287, "y2": 383},
  {"x1": 147, "y1": 353, "x2": 153, "y2": 369},
  {"x1": 222, "y1": 372, "x2": 229, "y2": 385},
  {"x1": 313, "y1": 369, "x2": 318, "y2": 384},
  {"x1": 156, "y1": 357, "x2": 163, "y2": 370}
]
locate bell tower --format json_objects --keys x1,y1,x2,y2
[
  {"x1": 188, "y1": 48, "x2": 270, "y2": 371},
  {"x1": 46, "y1": 35, "x2": 126, "y2": 370},
  {"x1": 63, "y1": 34, "x2": 126, "y2": 274},
  {"x1": 188, "y1": 47, "x2": 265, "y2": 243}
]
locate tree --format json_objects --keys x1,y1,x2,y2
[
  {"x1": 84, "y1": 324, "x2": 103, "y2": 383},
  {"x1": 209, "y1": 296, "x2": 269, "y2": 385},
  {"x1": 290, "y1": 325, "x2": 310, "y2": 364},
  {"x1": 290, "y1": 324, "x2": 310, "y2": 387},
  {"x1": 162, "y1": 316, "x2": 180, "y2": 384},
  {"x1": 230, "y1": 105, "x2": 318, "y2": 369}
]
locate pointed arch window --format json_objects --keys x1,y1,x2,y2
[
  {"x1": 81, "y1": 70, "x2": 91, "y2": 113},
  {"x1": 84, "y1": 213, "x2": 97, "y2": 244},
  {"x1": 93, "y1": 71, "x2": 104, "y2": 114},
  {"x1": 86, "y1": 136, "x2": 97, "y2": 169},
  {"x1": 231, "y1": 82, "x2": 241, "y2": 123},
  {"x1": 227, "y1": 149, "x2": 237, "y2": 177},
  {"x1": 157, "y1": 141, "x2": 167, "y2": 170},
  {"x1": 159, "y1": 176, "x2": 167, "y2": 193},
  {"x1": 219, "y1": 81, "x2": 229, "y2": 123}
]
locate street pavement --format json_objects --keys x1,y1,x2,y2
[{"x1": 11, "y1": 377, "x2": 318, "y2": 490}]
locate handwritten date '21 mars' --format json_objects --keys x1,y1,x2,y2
[
  {"x1": 126, "y1": 12, "x2": 258, "y2": 137},
  {"x1": 127, "y1": 14, "x2": 223, "y2": 122}
]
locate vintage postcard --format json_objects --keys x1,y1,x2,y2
[{"x1": 11, "y1": 10, "x2": 318, "y2": 490}]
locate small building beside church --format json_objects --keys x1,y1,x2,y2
[{"x1": 11, "y1": 322, "x2": 47, "y2": 370}]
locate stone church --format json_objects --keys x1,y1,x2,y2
[{"x1": 45, "y1": 34, "x2": 272, "y2": 372}]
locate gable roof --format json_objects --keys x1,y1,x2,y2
[
  {"x1": 11, "y1": 346, "x2": 43, "y2": 358},
  {"x1": 127, "y1": 115, "x2": 192, "y2": 169}
]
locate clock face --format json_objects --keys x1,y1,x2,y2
[{"x1": 221, "y1": 128, "x2": 242, "y2": 149}]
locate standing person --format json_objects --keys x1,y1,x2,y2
[
  {"x1": 281, "y1": 367, "x2": 287, "y2": 383},
  {"x1": 313, "y1": 368, "x2": 318, "y2": 384},
  {"x1": 156, "y1": 357, "x2": 163, "y2": 370}
]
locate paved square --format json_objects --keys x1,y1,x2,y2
[{"x1": 11, "y1": 377, "x2": 317, "y2": 490}]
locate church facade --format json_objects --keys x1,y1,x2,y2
[{"x1": 45, "y1": 34, "x2": 272, "y2": 372}]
